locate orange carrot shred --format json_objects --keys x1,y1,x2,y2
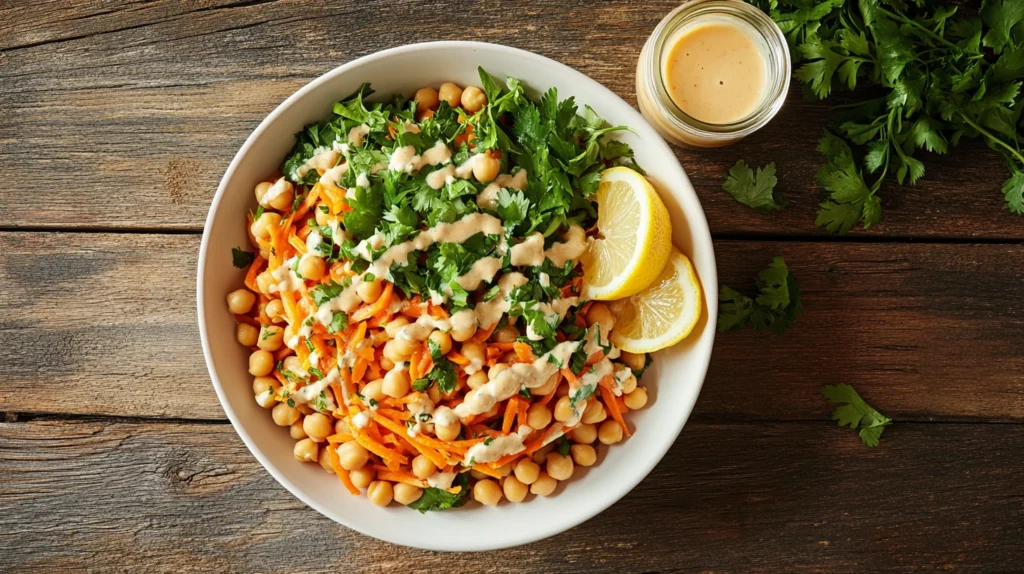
[
  {"x1": 502, "y1": 395, "x2": 519, "y2": 435},
  {"x1": 351, "y1": 282, "x2": 393, "y2": 322},
  {"x1": 601, "y1": 385, "x2": 632, "y2": 437}
]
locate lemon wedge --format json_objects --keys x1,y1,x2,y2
[
  {"x1": 610, "y1": 249, "x2": 703, "y2": 353},
  {"x1": 581, "y1": 167, "x2": 672, "y2": 300}
]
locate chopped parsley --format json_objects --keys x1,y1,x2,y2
[
  {"x1": 231, "y1": 247, "x2": 255, "y2": 268},
  {"x1": 407, "y1": 473, "x2": 471, "y2": 513}
]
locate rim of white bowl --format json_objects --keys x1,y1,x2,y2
[{"x1": 197, "y1": 40, "x2": 717, "y2": 552}]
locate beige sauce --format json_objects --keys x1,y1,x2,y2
[
  {"x1": 509, "y1": 225, "x2": 587, "y2": 267},
  {"x1": 663, "y1": 22, "x2": 766, "y2": 124},
  {"x1": 296, "y1": 149, "x2": 340, "y2": 178}
]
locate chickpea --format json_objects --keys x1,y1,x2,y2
[
  {"x1": 470, "y1": 469, "x2": 488, "y2": 481},
  {"x1": 265, "y1": 299, "x2": 285, "y2": 323},
  {"x1": 412, "y1": 454, "x2": 437, "y2": 479},
  {"x1": 272, "y1": 403, "x2": 300, "y2": 427},
  {"x1": 598, "y1": 420, "x2": 624, "y2": 445},
  {"x1": 530, "y1": 472, "x2": 557, "y2": 496},
  {"x1": 462, "y1": 371, "x2": 485, "y2": 391},
  {"x1": 472, "y1": 153, "x2": 500, "y2": 183},
  {"x1": 282, "y1": 356, "x2": 303, "y2": 373},
  {"x1": 293, "y1": 438, "x2": 319, "y2": 462},
  {"x1": 226, "y1": 289, "x2": 256, "y2": 314},
  {"x1": 298, "y1": 255, "x2": 326, "y2": 281},
  {"x1": 383, "y1": 340, "x2": 411, "y2": 364},
  {"x1": 428, "y1": 330, "x2": 452, "y2": 356},
  {"x1": 394, "y1": 483, "x2": 424, "y2": 505},
  {"x1": 335, "y1": 419, "x2": 351, "y2": 435},
  {"x1": 531, "y1": 443, "x2": 554, "y2": 465},
  {"x1": 384, "y1": 317, "x2": 410, "y2": 338},
  {"x1": 586, "y1": 302, "x2": 615, "y2": 335},
  {"x1": 570, "y1": 423, "x2": 597, "y2": 444},
  {"x1": 435, "y1": 419, "x2": 461, "y2": 441},
  {"x1": 252, "y1": 376, "x2": 277, "y2": 395},
  {"x1": 255, "y1": 271, "x2": 274, "y2": 295},
  {"x1": 620, "y1": 351, "x2": 646, "y2": 371},
  {"x1": 367, "y1": 481, "x2": 394, "y2": 506},
  {"x1": 392, "y1": 336, "x2": 418, "y2": 357},
  {"x1": 438, "y1": 83, "x2": 463, "y2": 108},
  {"x1": 382, "y1": 367, "x2": 411, "y2": 398},
  {"x1": 546, "y1": 452, "x2": 575, "y2": 481},
  {"x1": 621, "y1": 374, "x2": 638, "y2": 395},
  {"x1": 571, "y1": 443, "x2": 598, "y2": 467},
  {"x1": 625, "y1": 387, "x2": 649, "y2": 410},
  {"x1": 473, "y1": 478, "x2": 503, "y2": 506},
  {"x1": 503, "y1": 476, "x2": 528, "y2": 503},
  {"x1": 526, "y1": 402, "x2": 552, "y2": 430},
  {"x1": 461, "y1": 341, "x2": 485, "y2": 363},
  {"x1": 492, "y1": 325, "x2": 519, "y2": 344},
  {"x1": 318, "y1": 450, "x2": 335, "y2": 474},
  {"x1": 362, "y1": 379, "x2": 386, "y2": 402},
  {"x1": 533, "y1": 373, "x2": 559, "y2": 396},
  {"x1": 248, "y1": 350, "x2": 275, "y2": 376},
  {"x1": 250, "y1": 212, "x2": 282, "y2": 241},
  {"x1": 289, "y1": 419, "x2": 308, "y2": 440},
  {"x1": 414, "y1": 87, "x2": 440, "y2": 110},
  {"x1": 427, "y1": 384, "x2": 442, "y2": 403},
  {"x1": 356, "y1": 279, "x2": 383, "y2": 304},
  {"x1": 261, "y1": 179, "x2": 293, "y2": 211},
  {"x1": 254, "y1": 181, "x2": 273, "y2": 203},
  {"x1": 303, "y1": 412, "x2": 333, "y2": 442},
  {"x1": 236, "y1": 322, "x2": 259, "y2": 347},
  {"x1": 314, "y1": 205, "x2": 331, "y2": 226},
  {"x1": 349, "y1": 465, "x2": 375, "y2": 489},
  {"x1": 256, "y1": 325, "x2": 284, "y2": 352},
  {"x1": 379, "y1": 356, "x2": 396, "y2": 371},
  {"x1": 553, "y1": 395, "x2": 574, "y2": 423},
  {"x1": 513, "y1": 459, "x2": 540, "y2": 485},
  {"x1": 451, "y1": 322, "x2": 478, "y2": 342},
  {"x1": 488, "y1": 363, "x2": 508, "y2": 381},
  {"x1": 556, "y1": 383, "x2": 570, "y2": 397},
  {"x1": 497, "y1": 462, "x2": 514, "y2": 477},
  {"x1": 337, "y1": 440, "x2": 370, "y2": 471},
  {"x1": 581, "y1": 401, "x2": 607, "y2": 425},
  {"x1": 460, "y1": 86, "x2": 487, "y2": 113}
]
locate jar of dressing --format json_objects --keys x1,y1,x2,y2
[{"x1": 636, "y1": 0, "x2": 791, "y2": 148}]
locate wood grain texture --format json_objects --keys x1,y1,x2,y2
[
  {"x1": 2, "y1": 417, "x2": 1022, "y2": 573},
  {"x1": 3, "y1": 232, "x2": 1021, "y2": 422},
  {"x1": 2, "y1": 0, "x2": 1022, "y2": 237}
]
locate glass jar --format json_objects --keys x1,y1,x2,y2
[{"x1": 636, "y1": 0, "x2": 791, "y2": 148}]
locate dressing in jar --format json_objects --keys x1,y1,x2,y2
[{"x1": 636, "y1": 0, "x2": 790, "y2": 147}]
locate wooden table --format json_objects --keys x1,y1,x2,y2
[{"x1": 2, "y1": 1, "x2": 1023, "y2": 571}]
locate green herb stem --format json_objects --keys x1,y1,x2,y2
[
  {"x1": 958, "y1": 113, "x2": 1024, "y2": 167},
  {"x1": 876, "y1": 6, "x2": 962, "y2": 51}
]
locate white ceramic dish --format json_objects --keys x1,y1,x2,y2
[{"x1": 197, "y1": 41, "x2": 717, "y2": 552}]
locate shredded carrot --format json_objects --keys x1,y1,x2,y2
[
  {"x1": 292, "y1": 184, "x2": 320, "y2": 221},
  {"x1": 513, "y1": 342, "x2": 535, "y2": 363},
  {"x1": 327, "y1": 432, "x2": 355, "y2": 444},
  {"x1": 234, "y1": 313, "x2": 259, "y2": 326},
  {"x1": 600, "y1": 385, "x2": 632, "y2": 437},
  {"x1": 561, "y1": 368, "x2": 578, "y2": 385},
  {"x1": 408, "y1": 346, "x2": 422, "y2": 381},
  {"x1": 371, "y1": 412, "x2": 449, "y2": 468},
  {"x1": 517, "y1": 399, "x2": 529, "y2": 428},
  {"x1": 288, "y1": 232, "x2": 307, "y2": 255},
  {"x1": 273, "y1": 347, "x2": 293, "y2": 361},
  {"x1": 350, "y1": 321, "x2": 367, "y2": 348},
  {"x1": 417, "y1": 347, "x2": 433, "y2": 378},
  {"x1": 471, "y1": 464, "x2": 502, "y2": 479},
  {"x1": 352, "y1": 357, "x2": 368, "y2": 384},
  {"x1": 324, "y1": 445, "x2": 360, "y2": 495},
  {"x1": 353, "y1": 431, "x2": 409, "y2": 466},
  {"x1": 377, "y1": 469, "x2": 427, "y2": 487},
  {"x1": 490, "y1": 342, "x2": 516, "y2": 351},
  {"x1": 539, "y1": 390, "x2": 557, "y2": 406},
  {"x1": 244, "y1": 256, "x2": 266, "y2": 292},
  {"x1": 351, "y1": 282, "x2": 394, "y2": 322},
  {"x1": 470, "y1": 322, "x2": 497, "y2": 343},
  {"x1": 375, "y1": 407, "x2": 410, "y2": 420},
  {"x1": 502, "y1": 395, "x2": 519, "y2": 435},
  {"x1": 447, "y1": 351, "x2": 470, "y2": 366}
]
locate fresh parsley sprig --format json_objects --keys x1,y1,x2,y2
[
  {"x1": 718, "y1": 257, "x2": 804, "y2": 334},
  {"x1": 752, "y1": 0, "x2": 1024, "y2": 230},
  {"x1": 822, "y1": 384, "x2": 892, "y2": 447},
  {"x1": 722, "y1": 160, "x2": 787, "y2": 211}
]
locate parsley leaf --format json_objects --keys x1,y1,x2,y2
[
  {"x1": 310, "y1": 280, "x2": 349, "y2": 307},
  {"x1": 556, "y1": 436, "x2": 572, "y2": 457},
  {"x1": 822, "y1": 384, "x2": 891, "y2": 447},
  {"x1": 231, "y1": 247, "x2": 255, "y2": 268},
  {"x1": 722, "y1": 160, "x2": 787, "y2": 212},
  {"x1": 718, "y1": 257, "x2": 803, "y2": 335},
  {"x1": 414, "y1": 357, "x2": 458, "y2": 394},
  {"x1": 408, "y1": 473, "x2": 470, "y2": 513}
]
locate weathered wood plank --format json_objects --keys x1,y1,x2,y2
[
  {"x1": 1, "y1": 417, "x2": 1021, "y2": 572},
  {"x1": 1, "y1": 0, "x2": 1020, "y2": 237},
  {"x1": 3, "y1": 232, "x2": 1022, "y2": 422}
]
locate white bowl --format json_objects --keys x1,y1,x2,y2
[{"x1": 197, "y1": 41, "x2": 717, "y2": 552}]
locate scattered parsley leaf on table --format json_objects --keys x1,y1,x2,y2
[
  {"x1": 722, "y1": 160, "x2": 787, "y2": 211},
  {"x1": 718, "y1": 257, "x2": 804, "y2": 334},
  {"x1": 749, "y1": 0, "x2": 1024, "y2": 231},
  {"x1": 822, "y1": 384, "x2": 892, "y2": 447}
]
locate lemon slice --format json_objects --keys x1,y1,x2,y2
[
  {"x1": 581, "y1": 167, "x2": 673, "y2": 300},
  {"x1": 610, "y1": 249, "x2": 703, "y2": 353}
]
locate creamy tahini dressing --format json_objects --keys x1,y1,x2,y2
[
  {"x1": 388, "y1": 141, "x2": 451, "y2": 174},
  {"x1": 455, "y1": 153, "x2": 484, "y2": 179},
  {"x1": 352, "y1": 410, "x2": 371, "y2": 429},
  {"x1": 611, "y1": 364, "x2": 633, "y2": 396},
  {"x1": 319, "y1": 163, "x2": 349, "y2": 187},
  {"x1": 427, "y1": 471, "x2": 457, "y2": 490},
  {"x1": 524, "y1": 297, "x2": 580, "y2": 341},
  {"x1": 348, "y1": 124, "x2": 370, "y2": 147},
  {"x1": 568, "y1": 358, "x2": 613, "y2": 425},
  {"x1": 355, "y1": 172, "x2": 370, "y2": 188},
  {"x1": 269, "y1": 256, "x2": 303, "y2": 294},
  {"x1": 477, "y1": 169, "x2": 529, "y2": 210},
  {"x1": 510, "y1": 225, "x2": 587, "y2": 267},
  {"x1": 464, "y1": 426, "x2": 533, "y2": 464},
  {"x1": 406, "y1": 392, "x2": 435, "y2": 437},
  {"x1": 296, "y1": 149, "x2": 340, "y2": 179},
  {"x1": 453, "y1": 257, "x2": 503, "y2": 292},
  {"x1": 453, "y1": 341, "x2": 580, "y2": 419},
  {"x1": 260, "y1": 177, "x2": 291, "y2": 206},
  {"x1": 292, "y1": 367, "x2": 340, "y2": 406},
  {"x1": 425, "y1": 164, "x2": 456, "y2": 190}
]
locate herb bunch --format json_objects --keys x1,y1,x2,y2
[{"x1": 752, "y1": 0, "x2": 1024, "y2": 232}]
